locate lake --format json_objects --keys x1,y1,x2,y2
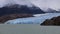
[{"x1": 0, "y1": 24, "x2": 60, "y2": 34}]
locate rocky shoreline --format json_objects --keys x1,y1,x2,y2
[{"x1": 0, "y1": 14, "x2": 34, "y2": 24}]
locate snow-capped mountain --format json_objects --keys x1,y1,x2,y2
[{"x1": 44, "y1": 8, "x2": 60, "y2": 13}]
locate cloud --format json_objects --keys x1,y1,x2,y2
[
  {"x1": 30, "y1": 0, "x2": 60, "y2": 11},
  {"x1": 0, "y1": 0, "x2": 60, "y2": 11},
  {"x1": 0, "y1": 0, "x2": 33, "y2": 7}
]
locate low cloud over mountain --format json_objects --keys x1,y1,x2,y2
[
  {"x1": 0, "y1": 4, "x2": 45, "y2": 16},
  {"x1": 0, "y1": 0, "x2": 60, "y2": 11}
]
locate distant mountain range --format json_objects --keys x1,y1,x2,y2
[
  {"x1": 45, "y1": 8, "x2": 60, "y2": 13},
  {"x1": 0, "y1": 4, "x2": 45, "y2": 16}
]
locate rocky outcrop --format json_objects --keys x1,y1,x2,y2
[
  {"x1": 0, "y1": 14, "x2": 33, "y2": 24},
  {"x1": 41, "y1": 16, "x2": 60, "y2": 26}
]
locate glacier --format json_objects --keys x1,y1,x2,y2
[{"x1": 4, "y1": 13, "x2": 60, "y2": 24}]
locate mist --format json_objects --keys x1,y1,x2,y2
[{"x1": 0, "y1": 0, "x2": 60, "y2": 11}]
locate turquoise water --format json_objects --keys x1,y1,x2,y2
[{"x1": 5, "y1": 13, "x2": 60, "y2": 24}]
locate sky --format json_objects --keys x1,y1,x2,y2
[{"x1": 0, "y1": 0, "x2": 60, "y2": 11}]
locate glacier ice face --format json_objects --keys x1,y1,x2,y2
[{"x1": 4, "y1": 13, "x2": 60, "y2": 24}]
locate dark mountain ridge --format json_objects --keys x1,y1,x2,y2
[{"x1": 0, "y1": 4, "x2": 45, "y2": 16}]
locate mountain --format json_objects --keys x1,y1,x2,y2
[
  {"x1": 45, "y1": 8, "x2": 60, "y2": 13},
  {"x1": 0, "y1": 4, "x2": 45, "y2": 16}
]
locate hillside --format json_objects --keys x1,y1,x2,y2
[
  {"x1": 0, "y1": 14, "x2": 33, "y2": 24},
  {"x1": 41, "y1": 16, "x2": 60, "y2": 26}
]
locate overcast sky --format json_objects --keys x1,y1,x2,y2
[{"x1": 0, "y1": 0, "x2": 60, "y2": 11}]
